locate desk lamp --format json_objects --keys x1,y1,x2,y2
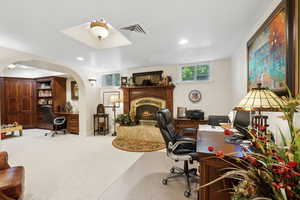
[{"x1": 233, "y1": 83, "x2": 284, "y2": 131}]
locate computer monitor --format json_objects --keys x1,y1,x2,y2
[
  {"x1": 233, "y1": 111, "x2": 251, "y2": 136},
  {"x1": 225, "y1": 111, "x2": 251, "y2": 144}
]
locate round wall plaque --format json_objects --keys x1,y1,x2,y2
[{"x1": 188, "y1": 90, "x2": 202, "y2": 103}]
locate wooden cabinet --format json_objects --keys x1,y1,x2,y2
[
  {"x1": 36, "y1": 77, "x2": 66, "y2": 129},
  {"x1": 1, "y1": 76, "x2": 66, "y2": 130},
  {"x1": 1, "y1": 78, "x2": 36, "y2": 128},
  {"x1": 0, "y1": 78, "x2": 5, "y2": 125},
  {"x1": 174, "y1": 118, "x2": 208, "y2": 136}
]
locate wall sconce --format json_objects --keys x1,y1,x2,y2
[{"x1": 88, "y1": 78, "x2": 97, "y2": 87}]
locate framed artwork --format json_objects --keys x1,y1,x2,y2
[
  {"x1": 103, "y1": 91, "x2": 120, "y2": 108},
  {"x1": 247, "y1": 0, "x2": 295, "y2": 95},
  {"x1": 132, "y1": 71, "x2": 163, "y2": 86},
  {"x1": 188, "y1": 90, "x2": 202, "y2": 103},
  {"x1": 296, "y1": 0, "x2": 299, "y2": 95},
  {"x1": 71, "y1": 81, "x2": 79, "y2": 100},
  {"x1": 177, "y1": 107, "x2": 187, "y2": 118}
]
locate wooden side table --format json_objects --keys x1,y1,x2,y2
[{"x1": 94, "y1": 114, "x2": 109, "y2": 135}]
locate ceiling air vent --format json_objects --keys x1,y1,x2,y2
[{"x1": 120, "y1": 24, "x2": 146, "y2": 34}]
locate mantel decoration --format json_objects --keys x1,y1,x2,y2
[
  {"x1": 200, "y1": 87, "x2": 300, "y2": 200},
  {"x1": 188, "y1": 89, "x2": 202, "y2": 103},
  {"x1": 247, "y1": 0, "x2": 296, "y2": 95}
]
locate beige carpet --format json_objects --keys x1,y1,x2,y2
[
  {"x1": 99, "y1": 152, "x2": 198, "y2": 200},
  {"x1": 1, "y1": 129, "x2": 143, "y2": 200}
]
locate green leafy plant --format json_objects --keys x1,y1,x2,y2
[{"x1": 115, "y1": 113, "x2": 136, "y2": 126}]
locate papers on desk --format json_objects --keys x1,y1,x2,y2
[{"x1": 198, "y1": 125, "x2": 239, "y2": 133}]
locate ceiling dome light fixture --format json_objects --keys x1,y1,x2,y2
[
  {"x1": 179, "y1": 39, "x2": 189, "y2": 45},
  {"x1": 90, "y1": 20, "x2": 109, "y2": 40},
  {"x1": 76, "y1": 57, "x2": 84, "y2": 61}
]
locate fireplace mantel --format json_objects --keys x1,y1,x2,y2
[{"x1": 121, "y1": 84, "x2": 175, "y2": 115}]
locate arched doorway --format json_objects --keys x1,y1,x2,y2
[{"x1": 0, "y1": 54, "x2": 94, "y2": 136}]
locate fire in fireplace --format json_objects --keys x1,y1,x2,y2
[{"x1": 136, "y1": 105, "x2": 159, "y2": 121}]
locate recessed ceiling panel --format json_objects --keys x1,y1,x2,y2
[{"x1": 61, "y1": 22, "x2": 132, "y2": 50}]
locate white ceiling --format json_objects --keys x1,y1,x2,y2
[
  {"x1": 0, "y1": 0, "x2": 276, "y2": 72},
  {"x1": 2, "y1": 64, "x2": 66, "y2": 78}
]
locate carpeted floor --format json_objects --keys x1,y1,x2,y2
[
  {"x1": 1, "y1": 129, "x2": 143, "y2": 200},
  {"x1": 99, "y1": 152, "x2": 198, "y2": 200}
]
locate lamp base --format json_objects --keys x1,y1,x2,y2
[{"x1": 251, "y1": 114, "x2": 269, "y2": 133}]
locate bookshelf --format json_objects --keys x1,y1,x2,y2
[{"x1": 36, "y1": 77, "x2": 66, "y2": 129}]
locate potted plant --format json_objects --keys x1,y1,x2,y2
[{"x1": 115, "y1": 113, "x2": 136, "y2": 126}]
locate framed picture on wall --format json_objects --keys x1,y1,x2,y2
[
  {"x1": 71, "y1": 81, "x2": 79, "y2": 100},
  {"x1": 297, "y1": 0, "x2": 300, "y2": 95},
  {"x1": 103, "y1": 91, "x2": 120, "y2": 108},
  {"x1": 247, "y1": 0, "x2": 296, "y2": 95}
]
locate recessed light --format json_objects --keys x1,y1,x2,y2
[
  {"x1": 179, "y1": 39, "x2": 188, "y2": 45},
  {"x1": 19, "y1": 65, "x2": 30, "y2": 69},
  {"x1": 76, "y1": 57, "x2": 84, "y2": 61},
  {"x1": 7, "y1": 64, "x2": 16, "y2": 69}
]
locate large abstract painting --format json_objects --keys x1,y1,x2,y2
[{"x1": 248, "y1": 4, "x2": 287, "y2": 92}]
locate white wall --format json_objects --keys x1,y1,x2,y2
[
  {"x1": 230, "y1": 0, "x2": 291, "y2": 143},
  {"x1": 99, "y1": 58, "x2": 233, "y2": 123}
]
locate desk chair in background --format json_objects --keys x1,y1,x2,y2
[
  {"x1": 208, "y1": 115, "x2": 230, "y2": 126},
  {"x1": 40, "y1": 105, "x2": 67, "y2": 137},
  {"x1": 157, "y1": 109, "x2": 198, "y2": 198}
]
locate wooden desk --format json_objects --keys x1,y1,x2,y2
[
  {"x1": 174, "y1": 118, "x2": 208, "y2": 136},
  {"x1": 55, "y1": 112, "x2": 79, "y2": 134},
  {"x1": 197, "y1": 131, "x2": 242, "y2": 200}
]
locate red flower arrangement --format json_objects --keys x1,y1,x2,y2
[
  {"x1": 224, "y1": 129, "x2": 232, "y2": 136},
  {"x1": 215, "y1": 151, "x2": 224, "y2": 158},
  {"x1": 287, "y1": 161, "x2": 298, "y2": 168},
  {"x1": 207, "y1": 146, "x2": 214, "y2": 152},
  {"x1": 199, "y1": 88, "x2": 300, "y2": 200}
]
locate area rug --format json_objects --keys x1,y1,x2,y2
[{"x1": 112, "y1": 138, "x2": 165, "y2": 152}]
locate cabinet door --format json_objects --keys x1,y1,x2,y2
[
  {"x1": 18, "y1": 80, "x2": 36, "y2": 128},
  {"x1": 0, "y1": 78, "x2": 5, "y2": 124},
  {"x1": 5, "y1": 79, "x2": 19, "y2": 124},
  {"x1": 67, "y1": 115, "x2": 79, "y2": 134}
]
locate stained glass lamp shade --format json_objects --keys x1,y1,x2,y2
[{"x1": 234, "y1": 84, "x2": 284, "y2": 112}]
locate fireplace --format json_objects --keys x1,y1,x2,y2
[
  {"x1": 136, "y1": 105, "x2": 158, "y2": 121},
  {"x1": 122, "y1": 85, "x2": 175, "y2": 125},
  {"x1": 130, "y1": 97, "x2": 166, "y2": 125}
]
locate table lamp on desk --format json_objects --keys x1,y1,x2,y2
[{"x1": 233, "y1": 83, "x2": 284, "y2": 133}]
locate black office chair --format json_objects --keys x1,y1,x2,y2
[
  {"x1": 40, "y1": 105, "x2": 67, "y2": 137},
  {"x1": 157, "y1": 109, "x2": 198, "y2": 198},
  {"x1": 208, "y1": 115, "x2": 230, "y2": 126}
]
